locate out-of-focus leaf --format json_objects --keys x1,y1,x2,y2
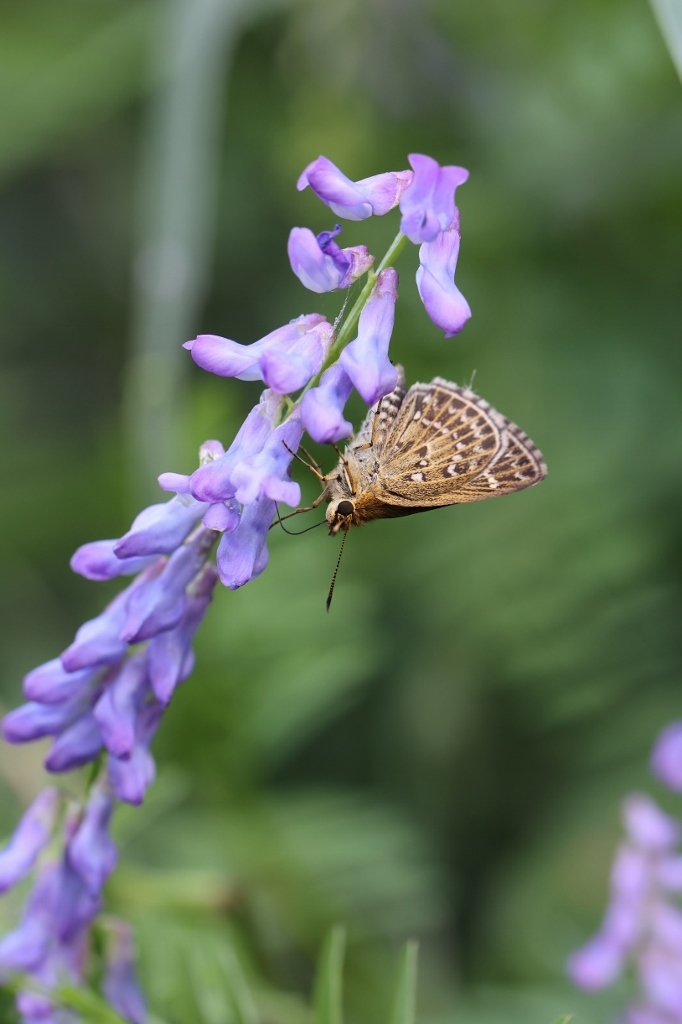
[
  {"x1": 389, "y1": 943, "x2": 418, "y2": 1024},
  {"x1": 56, "y1": 985, "x2": 130, "y2": 1024},
  {"x1": 314, "y1": 927, "x2": 345, "y2": 1024}
]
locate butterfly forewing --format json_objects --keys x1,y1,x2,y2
[{"x1": 375, "y1": 378, "x2": 546, "y2": 507}]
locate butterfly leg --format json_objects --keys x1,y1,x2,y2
[
  {"x1": 282, "y1": 440, "x2": 326, "y2": 482},
  {"x1": 351, "y1": 395, "x2": 383, "y2": 454},
  {"x1": 331, "y1": 444, "x2": 356, "y2": 495},
  {"x1": 268, "y1": 489, "x2": 329, "y2": 530}
]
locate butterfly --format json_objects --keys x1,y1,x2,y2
[{"x1": 285, "y1": 366, "x2": 547, "y2": 607}]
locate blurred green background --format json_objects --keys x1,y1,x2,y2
[{"x1": 1, "y1": 0, "x2": 681, "y2": 1021}]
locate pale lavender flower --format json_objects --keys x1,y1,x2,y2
[
  {"x1": 0, "y1": 862, "x2": 59, "y2": 975},
  {"x1": 108, "y1": 703, "x2": 163, "y2": 806},
  {"x1": 68, "y1": 788, "x2": 117, "y2": 894},
  {"x1": 567, "y1": 933, "x2": 625, "y2": 990},
  {"x1": 60, "y1": 566, "x2": 164, "y2": 672},
  {"x1": 70, "y1": 541, "x2": 158, "y2": 582},
  {"x1": 416, "y1": 221, "x2": 471, "y2": 338},
  {"x1": 339, "y1": 268, "x2": 399, "y2": 405},
  {"x1": 103, "y1": 920, "x2": 147, "y2": 1024},
  {"x1": 184, "y1": 312, "x2": 329, "y2": 390},
  {"x1": 120, "y1": 529, "x2": 215, "y2": 644},
  {"x1": 652, "y1": 722, "x2": 682, "y2": 792},
  {"x1": 0, "y1": 789, "x2": 61, "y2": 895},
  {"x1": 188, "y1": 391, "x2": 282, "y2": 504},
  {"x1": 288, "y1": 225, "x2": 374, "y2": 293},
  {"x1": 2, "y1": 698, "x2": 85, "y2": 744},
  {"x1": 93, "y1": 656, "x2": 148, "y2": 759},
  {"x1": 23, "y1": 660, "x2": 99, "y2": 706},
  {"x1": 147, "y1": 565, "x2": 218, "y2": 704},
  {"x1": 399, "y1": 153, "x2": 468, "y2": 244},
  {"x1": 113, "y1": 496, "x2": 208, "y2": 560},
  {"x1": 44, "y1": 712, "x2": 103, "y2": 774},
  {"x1": 300, "y1": 363, "x2": 354, "y2": 444},
  {"x1": 297, "y1": 155, "x2": 413, "y2": 220},
  {"x1": 230, "y1": 417, "x2": 304, "y2": 507},
  {"x1": 216, "y1": 496, "x2": 275, "y2": 590}
]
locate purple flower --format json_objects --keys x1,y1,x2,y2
[
  {"x1": 60, "y1": 565, "x2": 164, "y2": 672},
  {"x1": 259, "y1": 319, "x2": 334, "y2": 394},
  {"x1": 93, "y1": 656, "x2": 149, "y2": 759},
  {"x1": 23, "y1": 659, "x2": 99, "y2": 706},
  {"x1": 399, "y1": 153, "x2": 468, "y2": 244},
  {"x1": 185, "y1": 312, "x2": 330, "y2": 390},
  {"x1": 639, "y1": 948, "x2": 682, "y2": 1015},
  {"x1": 147, "y1": 566, "x2": 218, "y2": 704},
  {"x1": 0, "y1": 789, "x2": 61, "y2": 895},
  {"x1": 339, "y1": 268, "x2": 399, "y2": 405},
  {"x1": 0, "y1": 862, "x2": 59, "y2": 975},
  {"x1": 2, "y1": 698, "x2": 84, "y2": 744},
  {"x1": 189, "y1": 391, "x2": 282, "y2": 504},
  {"x1": 623, "y1": 794, "x2": 680, "y2": 851},
  {"x1": 202, "y1": 500, "x2": 240, "y2": 533},
  {"x1": 119, "y1": 529, "x2": 215, "y2": 644},
  {"x1": 288, "y1": 225, "x2": 374, "y2": 293},
  {"x1": 297, "y1": 156, "x2": 413, "y2": 220},
  {"x1": 68, "y1": 788, "x2": 117, "y2": 893},
  {"x1": 44, "y1": 712, "x2": 103, "y2": 773},
  {"x1": 108, "y1": 703, "x2": 163, "y2": 806},
  {"x1": 301, "y1": 363, "x2": 354, "y2": 443},
  {"x1": 216, "y1": 496, "x2": 275, "y2": 590},
  {"x1": 70, "y1": 541, "x2": 158, "y2": 582},
  {"x1": 230, "y1": 417, "x2": 304, "y2": 507},
  {"x1": 103, "y1": 920, "x2": 147, "y2": 1024},
  {"x1": 651, "y1": 722, "x2": 682, "y2": 792},
  {"x1": 567, "y1": 933, "x2": 624, "y2": 990},
  {"x1": 416, "y1": 222, "x2": 471, "y2": 338},
  {"x1": 113, "y1": 496, "x2": 208, "y2": 560}
]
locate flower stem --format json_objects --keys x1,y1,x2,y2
[{"x1": 300, "y1": 230, "x2": 409, "y2": 397}]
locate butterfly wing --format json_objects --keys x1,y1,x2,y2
[{"x1": 374, "y1": 378, "x2": 546, "y2": 507}]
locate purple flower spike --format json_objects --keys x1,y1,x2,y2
[
  {"x1": 231, "y1": 417, "x2": 303, "y2": 507},
  {"x1": 259, "y1": 319, "x2": 334, "y2": 394},
  {"x1": 2, "y1": 699, "x2": 82, "y2": 744},
  {"x1": 0, "y1": 863, "x2": 58, "y2": 975},
  {"x1": 108, "y1": 703, "x2": 163, "y2": 806},
  {"x1": 93, "y1": 656, "x2": 148, "y2": 758},
  {"x1": 68, "y1": 789, "x2": 117, "y2": 893},
  {"x1": 113, "y1": 496, "x2": 208, "y2": 559},
  {"x1": 120, "y1": 530, "x2": 214, "y2": 644},
  {"x1": 301, "y1": 363, "x2": 354, "y2": 443},
  {"x1": 44, "y1": 712, "x2": 103, "y2": 773},
  {"x1": 70, "y1": 541, "x2": 158, "y2": 582},
  {"x1": 185, "y1": 312, "x2": 326, "y2": 380},
  {"x1": 148, "y1": 567, "x2": 218, "y2": 704},
  {"x1": 297, "y1": 156, "x2": 413, "y2": 221},
  {"x1": 0, "y1": 789, "x2": 61, "y2": 895},
  {"x1": 103, "y1": 920, "x2": 147, "y2": 1024},
  {"x1": 61, "y1": 565, "x2": 164, "y2": 672},
  {"x1": 216, "y1": 496, "x2": 275, "y2": 589},
  {"x1": 190, "y1": 391, "x2": 281, "y2": 504},
  {"x1": 339, "y1": 268, "x2": 399, "y2": 405},
  {"x1": 623, "y1": 795, "x2": 680, "y2": 852},
  {"x1": 288, "y1": 225, "x2": 374, "y2": 293},
  {"x1": 416, "y1": 223, "x2": 471, "y2": 338},
  {"x1": 23, "y1": 659, "x2": 98, "y2": 706},
  {"x1": 652, "y1": 722, "x2": 682, "y2": 791},
  {"x1": 399, "y1": 154, "x2": 468, "y2": 244},
  {"x1": 567, "y1": 933, "x2": 624, "y2": 990}
]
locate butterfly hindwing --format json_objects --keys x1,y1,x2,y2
[{"x1": 375, "y1": 378, "x2": 546, "y2": 507}]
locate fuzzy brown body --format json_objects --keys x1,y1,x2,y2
[{"x1": 319, "y1": 367, "x2": 547, "y2": 535}]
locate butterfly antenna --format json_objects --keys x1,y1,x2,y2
[
  {"x1": 326, "y1": 531, "x2": 348, "y2": 612},
  {"x1": 273, "y1": 504, "x2": 326, "y2": 536}
]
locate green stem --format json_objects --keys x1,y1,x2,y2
[{"x1": 299, "y1": 230, "x2": 409, "y2": 399}]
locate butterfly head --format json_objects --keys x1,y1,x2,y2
[{"x1": 326, "y1": 498, "x2": 355, "y2": 535}]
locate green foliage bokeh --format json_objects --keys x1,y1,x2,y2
[{"x1": 1, "y1": 1, "x2": 681, "y2": 1022}]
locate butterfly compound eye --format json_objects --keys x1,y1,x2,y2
[{"x1": 337, "y1": 500, "x2": 354, "y2": 517}]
